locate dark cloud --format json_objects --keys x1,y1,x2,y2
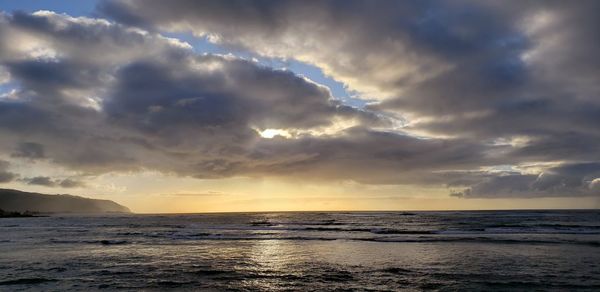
[
  {"x1": 226, "y1": 127, "x2": 502, "y2": 184},
  {"x1": 158, "y1": 126, "x2": 503, "y2": 183},
  {"x1": 22, "y1": 176, "x2": 55, "y2": 186},
  {"x1": 21, "y1": 176, "x2": 86, "y2": 188},
  {"x1": 58, "y1": 178, "x2": 86, "y2": 188},
  {"x1": 0, "y1": 172, "x2": 16, "y2": 183},
  {"x1": 455, "y1": 163, "x2": 600, "y2": 198},
  {"x1": 104, "y1": 56, "x2": 368, "y2": 133},
  {"x1": 12, "y1": 142, "x2": 45, "y2": 159},
  {"x1": 5, "y1": 59, "x2": 103, "y2": 95},
  {"x1": 0, "y1": 160, "x2": 17, "y2": 183}
]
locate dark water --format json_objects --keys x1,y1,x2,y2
[{"x1": 1, "y1": 210, "x2": 599, "y2": 291}]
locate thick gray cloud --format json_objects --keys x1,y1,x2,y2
[
  {"x1": 0, "y1": 160, "x2": 17, "y2": 183},
  {"x1": 57, "y1": 178, "x2": 86, "y2": 188},
  {"x1": 99, "y1": 0, "x2": 495, "y2": 98},
  {"x1": 0, "y1": 11, "x2": 447, "y2": 184},
  {"x1": 22, "y1": 176, "x2": 55, "y2": 187},
  {"x1": 11, "y1": 142, "x2": 45, "y2": 159},
  {"x1": 94, "y1": 0, "x2": 600, "y2": 198},
  {"x1": 177, "y1": 127, "x2": 503, "y2": 183},
  {"x1": 454, "y1": 163, "x2": 600, "y2": 198},
  {"x1": 104, "y1": 56, "x2": 379, "y2": 134},
  {"x1": 1, "y1": 3, "x2": 599, "y2": 199},
  {"x1": 21, "y1": 176, "x2": 86, "y2": 188}
]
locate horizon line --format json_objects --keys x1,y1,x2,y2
[{"x1": 127, "y1": 208, "x2": 600, "y2": 215}]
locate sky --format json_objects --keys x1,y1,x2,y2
[{"x1": 0, "y1": 0, "x2": 599, "y2": 212}]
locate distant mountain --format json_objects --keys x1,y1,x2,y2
[{"x1": 0, "y1": 188, "x2": 131, "y2": 214}]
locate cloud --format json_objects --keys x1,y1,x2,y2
[
  {"x1": 58, "y1": 178, "x2": 87, "y2": 188},
  {"x1": 11, "y1": 142, "x2": 45, "y2": 159},
  {"x1": 98, "y1": 0, "x2": 476, "y2": 99},
  {"x1": 97, "y1": 1, "x2": 600, "y2": 146},
  {"x1": 0, "y1": 5, "x2": 599, "y2": 199},
  {"x1": 21, "y1": 176, "x2": 86, "y2": 188},
  {"x1": 219, "y1": 127, "x2": 502, "y2": 184},
  {"x1": 0, "y1": 160, "x2": 17, "y2": 183},
  {"x1": 96, "y1": 0, "x2": 600, "y2": 198},
  {"x1": 104, "y1": 56, "x2": 375, "y2": 134},
  {"x1": 0, "y1": 11, "x2": 402, "y2": 180},
  {"x1": 455, "y1": 163, "x2": 600, "y2": 198},
  {"x1": 22, "y1": 176, "x2": 55, "y2": 186}
]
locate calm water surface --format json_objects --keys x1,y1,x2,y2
[{"x1": 1, "y1": 210, "x2": 599, "y2": 291}]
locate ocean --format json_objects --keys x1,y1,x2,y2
[{"x1": 1, "y1": 210, "x2": 599, "y2": 291}]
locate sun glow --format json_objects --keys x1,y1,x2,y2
[{"x1": 257, "y1": 129, "x2": 291, "y2": 139}]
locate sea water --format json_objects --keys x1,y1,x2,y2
[{"x1": 1, "y1": 210, "x2": 599, "y2": 291}]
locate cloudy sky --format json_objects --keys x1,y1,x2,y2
[{"x1": 0, "y1": 0, "x2": 599, "y2": 212}]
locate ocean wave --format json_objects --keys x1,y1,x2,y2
[
  {"x1": 438, "y1": 228, "x2": 600, "y2": 235},
  {"x1": 169, "y1": 224, "x2": 600, "y2": 236},
  {"x1": 357, "y1": 236, "x2": 600, "y2": 246},
  {"x1": 0, "y1": 278, "x2": 57, "y2": 285},
  {"x1": 249, "y1": 220, "x2": 346, "y2": 227},
  {"x1": 98, "y1": 239, "x2": 129, "y2": 245},
  {"x1": 370, "y1": 228, "x2": 435, "y2": 234},
  {"x1": 106, "y1": 230, "x2": 600, "y2": 246},
  {"x1": 191, "y1": 269, "x2": 230, "y2": 276},
  {"x1": 173, "y1": 236, "x2": 340, "y2": 241},
  {"x1": 48, "y1": 238, "x2": 130, "y2": 245},
  {"x1": 378, "y1": 267, "x2": 414, "y2": 274}
]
